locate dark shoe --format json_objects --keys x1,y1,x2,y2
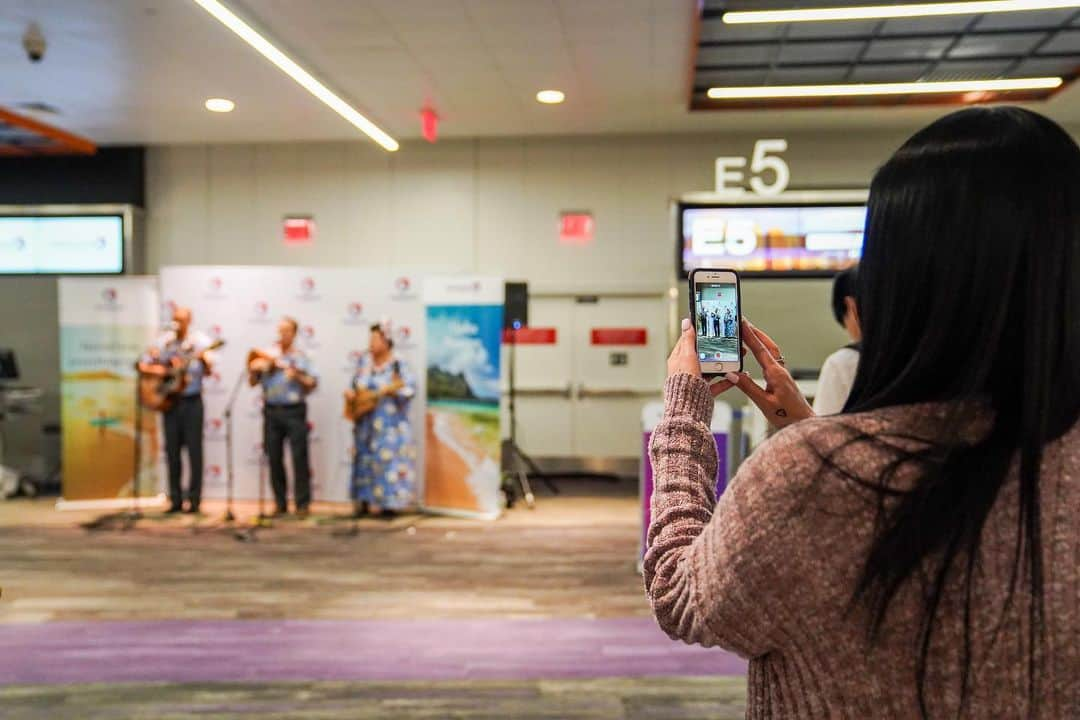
[
  {"x1": 164, "y1": 506, "x2": 183, "y2": 515},
  {"x1": 377, "y1": 509, "x2": 398, "y2": 521},
  {"x1": 268, "y1": 507, "x2": 288, "y2": 518},
  {"x1": 352, "y1": 501, "x2": 369, "y2": 519},
  {"x1": 183, "y1": 506, "x2": 201, "y2": 515}
]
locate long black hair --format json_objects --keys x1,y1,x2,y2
[{"x1": 841, "y1": 107, "x2": 1080, "y2": 716}]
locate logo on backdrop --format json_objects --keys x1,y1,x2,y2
[
  {"x1": 343, "y1": 301, "x2": 366, "y2": 325},
  {"x1": 306, "y1": 420, "x2": 321, "y2": 443},
  {"x1": 246, "y1": 393, "x2": 265, "y2": 419},
  {"x1": 393, "y1": 276, "x2": 417, "y2": 300},
  {"x1": 343, "y1": 349, "x2": 364, "y2": 373},
  {"x1": 205, "y1": 276, "x2": 227, "y2": 299},
  {"x1": 94, "y1": 287, "x2": 121, "y2": 311},
  {"x1": 250, "y1": 300, "x2": 272, "y2": 324},
  {"x1": 204, "y1": 370, "x2": 225, "y2": 395},
  {"x1": 204, "y1": 417, "x2": 225, "y2": 441},
  {"x1": 245, "y1": 441, "x2": 265, "y2": 467},
  {"x1": 205, "y1": 464, "x2": 223, "y2": 484},
  {"x1": 395, "y1": 325, "x2": 415, "y2": 350},
  {"x1": 300, "y1": 324, "x2": 320, "y2": 350},
  {"x1": 297, "y1": 276, "x2": 320, "y2": 301},
  {"x1": 209, "y1": 324, "x2": 225, "y2": 341},
  {"x1": 444, "y1": 280, "x2": 484, "y2": 295}
]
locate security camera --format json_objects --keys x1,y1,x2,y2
[{"x1": 23, "y1": 23, "x2": 45, "y2": 63}]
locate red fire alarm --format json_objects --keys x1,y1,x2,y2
[
  {"x1": 283, "y1": 215, "x2": 315, "y2": 246},
  {"x1": 420, "y1": 107, "x2": 439, "y2": 143},
  {"x1": 559, "y1": 212, "x2": 594, "y2": 245}
]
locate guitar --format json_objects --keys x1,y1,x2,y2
[
  {"x1": 138, "y1": 339, "x2": 225, "y2": 412},
  {"x1": 343, "y1": 361, "x2": 403, "y2": 422}
]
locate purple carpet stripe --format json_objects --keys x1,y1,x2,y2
[{"x1": 0, "y1": 617, "x2": 746, "y2": 685}]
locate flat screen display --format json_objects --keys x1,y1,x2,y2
[
  {"x1": 679, "y1": 203, "x2": 865, "y2": 278},
  {"x1": 0, "y1": 215, "x2": 124, "y2": 274}
]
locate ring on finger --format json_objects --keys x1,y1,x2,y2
[{"x1": 777, "y1": 354, "x2": 787, "y2": 366}]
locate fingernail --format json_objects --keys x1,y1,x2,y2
[
  {"x1": 681, "y1": 317, "x2": 691, "y2": 331},
  {"x1": 724, "y1": 372, "x2": 740, "y2": 384}
]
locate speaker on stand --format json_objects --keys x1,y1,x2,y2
[{"x1": 502, "y1": 282, "x2": 559, "y2": 509}]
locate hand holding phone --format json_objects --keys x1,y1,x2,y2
[{"x1": 688, "y1": 268, "x2": 743, "y2": 376}]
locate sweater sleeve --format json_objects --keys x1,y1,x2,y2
[{"x1": 643, "y1": 373, "x2": 800, "y2": 659}]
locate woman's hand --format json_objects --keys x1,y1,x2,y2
[
  {"x1": 666, "y1": 318, "x2": 737, "y2": 398},
  {"x1": 727, "y1": 319, "x2": 814, "y2": 429}
]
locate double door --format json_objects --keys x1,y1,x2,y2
[{"x1": 506, "y1": 293, "x2": 669, "y2": 463}]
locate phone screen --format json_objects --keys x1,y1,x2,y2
[{"x1": 693, "y1": 279, "x2": 740, "y2": 365}]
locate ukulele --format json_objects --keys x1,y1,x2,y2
[
  {"x1": 343, "y1": 361, "x2": 404, "y2": 421},
  {"x1": 138, "y1": 339, "x2": 225, "y2": 412}
]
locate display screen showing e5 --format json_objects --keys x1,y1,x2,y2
[{"x1": 689, "y1": 268, "x2": 742, "y2": 376}]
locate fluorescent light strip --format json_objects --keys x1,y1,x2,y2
[
  {"x1": 707, "y1": 77, "x2": 1063, "y2": 99},
  {"x1": 723, "y1": 1, "x2": 1080, "y2": 24},
  {"x1": 189, "y1": 0, "x2": 399, "y2": 152}
]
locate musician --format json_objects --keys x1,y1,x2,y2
[
  {"x1": 137, "y1": 306, "x2": 214, "y2": 514},
  {"x1": 346, "y1": 322, "x2": 416, "y2": 519},
  {"x1": 248, "y1": 316, "x2": 318, "y2": 518}
]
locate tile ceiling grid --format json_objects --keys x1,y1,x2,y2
[{"x1": 693, "y1": 1, "x2": 1080, "y2": 110}]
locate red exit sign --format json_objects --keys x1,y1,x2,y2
[
  {"x1": 284, "y1": 216, "x2": 315, "y2": 246},
  {"x1": 591, "y1": 328, "x2": 647, "y2": 345},
  {"x1": 559, "y1": 212, "x2": 594, "y2": 245}
]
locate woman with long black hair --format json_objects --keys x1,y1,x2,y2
[{"x1": 645, "y1": 106, "x2": 1078, "y2": 718}]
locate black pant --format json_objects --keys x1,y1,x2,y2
[
  {"x1": 263, "y1": 403, "x2": 311, "y2": 511},
  {"x1": 163, "y1": 395, "x2": 204, "y2": 510}
]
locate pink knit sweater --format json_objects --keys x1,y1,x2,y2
[{"x1": 644, "y1": 373, "x2": 1079, "y2": 719}]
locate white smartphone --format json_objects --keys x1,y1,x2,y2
[{"x1": 689, "y1": 268, "x2": 743, "y2": 376}]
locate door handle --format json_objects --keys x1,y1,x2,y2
[
  {"x1": 510, "y1": 384, "x2": 573, "y2": 399},
  {"x1": 575, "y1": 385, "x2": 661, "y2": 399}
]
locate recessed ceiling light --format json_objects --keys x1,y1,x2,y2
[
  {"x1": 536, "y1": 90, "x2": 566, "y2": 104},
  {"x1": 723, "y1": 1, "x2": 1080, "y2": 24},
  {"x1": 189, "y1": 0, "x2": 398, "y2": 152},
  {"x1": 706, "y1": 77, "x2": 1063, "y2": 100},
  {"x1": 205, "y1": 97, "x2": 235, "y2": 113}
]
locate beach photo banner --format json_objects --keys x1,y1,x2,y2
[
  {"x1": 422, "y1": 277, "x2": 504, "y2": 519},
  {"x1": 58, "y1": 277, "x2": 162, "y2": 503}
]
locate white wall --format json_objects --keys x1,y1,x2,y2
[
  {"x1": 147, "y1": 125, "x2": 1065, "y2": 370},
  {"x1": 145, "y1": 129, "x2": 913, "y2": 289}
]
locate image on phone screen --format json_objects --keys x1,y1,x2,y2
[{"x1": 694, "y1": 282, "x2": 739, "y2": 363}]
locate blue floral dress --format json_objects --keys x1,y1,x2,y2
[{"x1": 351, "y1": 355, "x2": 417, "y2": 509}]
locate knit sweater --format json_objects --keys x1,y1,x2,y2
[{"x1": 644, "y1": 373, "x2": 1079, "y2": 719}]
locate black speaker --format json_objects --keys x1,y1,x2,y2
[{"x1": 504, "y1": 282, "x2": 528, "y2": 329}]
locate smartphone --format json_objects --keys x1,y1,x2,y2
[{"x1": 688, "y1": 268, "x2": 743, "y2": 376}]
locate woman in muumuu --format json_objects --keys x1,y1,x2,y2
[{"x1": 348, "y1": 323, "x2": 417, "y2": 519}]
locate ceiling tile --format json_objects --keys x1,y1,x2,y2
[
  {"x1": 1039, "y1": 29, "x2": 1080, "y2": 54},
  {"x1": 948, "y1": 31, "x2": 1045, "y2": 58},
  {"x1": 924, "y1": 60, "x2": 1013, "y2": 81},
  {"x1": 778, "y1": 41, "x2": 864, "y2": 65},
  {"x1": 975, "y1": 9, "x2": 1077, "y2": 31},
  {"x1": 863, "y1": 37, "x2": 951, "y2": 61}
]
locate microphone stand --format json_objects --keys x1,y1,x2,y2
[
  {"x1": 235, "y1": 366, "x2": 273, "y2": 542},
  {"x1": 221, "y1": 366, "x2": 249, "y2": 524},
  {"x1": 84, "y1": 361, "x2": 146, "y2": 533}
]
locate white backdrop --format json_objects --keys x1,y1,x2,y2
[{"x1": 159, "y1": 266, "x2": 426, "y2": 503}]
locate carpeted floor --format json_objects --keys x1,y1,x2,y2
[{"x1": 0, "y1": 494, "x2": 747, "y2": 719}]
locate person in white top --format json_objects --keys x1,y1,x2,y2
[{"x1": 813, "y1": 266, "x2": 861, "y2": 415}]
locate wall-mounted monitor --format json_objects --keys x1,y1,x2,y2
[
  {"x1": 677, "y1": 192, "x2": 868, "y2": 279},
  {"x1": 0, "y1": 213, "x2": 126, "y2": 275}
]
